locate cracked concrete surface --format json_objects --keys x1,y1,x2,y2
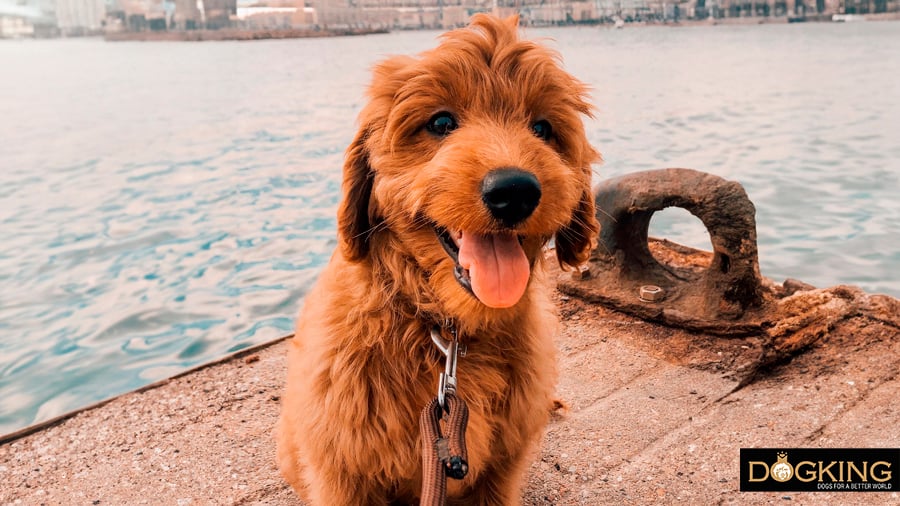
[{"x1": 1, "y1": 274, "x2": 898, "y2": 505}]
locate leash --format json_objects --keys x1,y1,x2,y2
[{"x1": 420, "y1": 325, "x2": 469, "y2": 506}]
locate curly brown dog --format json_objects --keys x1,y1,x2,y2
[{"x1": 276, "y1": 14, "x2": 599, "y2": 505}]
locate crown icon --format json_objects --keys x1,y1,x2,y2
[{"x1": 771, "y1": 451, "x2": 793, "y2": 482}]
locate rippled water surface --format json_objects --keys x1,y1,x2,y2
[{"x1": 1, "y1": 22, "x2": 898, "y2": 435}]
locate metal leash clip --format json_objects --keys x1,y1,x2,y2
[{"x1": 430, "y1": 325, "x2": 465, "y2": 410}]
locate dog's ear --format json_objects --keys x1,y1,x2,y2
[
  {"x1": 337, "y1": 127, "x2": 374, "y2": 262},
  {"x1": 555, "y1": 187, "x2": 599, "y2": 269},
  {"x1": 337, "y1": 55, "x2": 414, "y2": 262},
  {"x1": 555, "y1": 178, "x2": 599, "y2": 270}
]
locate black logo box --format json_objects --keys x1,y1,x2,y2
[{"x1": 740, "y1": 448, "x2": 899, "y2": 492}]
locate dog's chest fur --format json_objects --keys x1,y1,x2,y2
[{"x1": 283, "y1": 255, "x2": 558, "y2": 499}]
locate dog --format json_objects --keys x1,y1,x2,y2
[{"x1": 276, "y1": 14, "x2": 599, "y2": 505}]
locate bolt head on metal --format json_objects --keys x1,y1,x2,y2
[
  {"x1": 639, "y1": 285, "x2": 665, "y2": 302},
  {"x1": 574, "y1": 264, "x2": 591, "y2": 280}
]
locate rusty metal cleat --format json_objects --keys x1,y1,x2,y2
[{"x1": 559, "y1": 168, "x2": 765, "y2": 335}]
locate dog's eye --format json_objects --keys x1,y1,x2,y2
[
  {"x1": 426, "y1": 112, "x2": 458, "y2": 137},
  {"x1": 532, "y1": 120, "x2": 553, "y2": 141}
]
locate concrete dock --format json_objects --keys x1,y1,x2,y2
[{"x1": 1, "y1": 263, "x2": 898, "y2": 504}]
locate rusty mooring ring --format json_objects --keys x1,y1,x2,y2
[{"x1": 559, "y1": 168, "x2": 765, "y2": 335}]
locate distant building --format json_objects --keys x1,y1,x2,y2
[
  {"x1": 304, "y1": 0, "x2": 362, "y2": 26},
  {"x1": 2, "y1": 0, "x2": 57, "y2": 36},
  {"x1": 204, "y1": 0, "x2": 237, "y2": 27},
  {"x1": 0, "y1": 3, "x2": 38, "y2": 38},
  {"x1": 236, "y1": 5, "x2": 316, "y2": 27},
  {"x1": 0, "y1": 15, "x2": 35, "y2": 37},
  {"x1": 174, "y1": 0, "x2": 201, "y2": 28},
  {"x1": 441, "y1": 5, "x2": 469, "y2": 26},
  {"x1": 56, "y1": 0, "x2": 107, "y2": 34}
]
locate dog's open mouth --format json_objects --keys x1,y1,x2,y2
[{"x1": 435, "y1": 226, "x2": 530, "y2": 308}]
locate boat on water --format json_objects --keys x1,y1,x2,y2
[{"x1": 832, "y1": 13, "x2": 866, "y2": 22}]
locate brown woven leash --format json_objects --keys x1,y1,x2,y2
[
  {"x1": 420, "y1": 325, "x2": 469, "y2": 505},
  {"x1": 420, "y1": 394, "x2": 469, "y2": 506}
]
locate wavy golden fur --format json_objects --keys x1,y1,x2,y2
[{"x1": 276, "y1": 14, "x2": 599, "y2": 505}]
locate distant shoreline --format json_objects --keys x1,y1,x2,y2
[
  {"x1": 104, "y1": 26, "x2": 389, "y2": 42},
  {"x1": 15, "y1": 11, "x2": 899, "y2": 43},
  {"x1": 581, "y1": 11, "x2": 900, "y2": 30},
  {"x1": 645, "y1": 11, "x2": 900, "y2": 27}
]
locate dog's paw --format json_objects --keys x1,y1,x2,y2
[{"x1": 550, "y1": 398, "x2": 569, "y2": 418}]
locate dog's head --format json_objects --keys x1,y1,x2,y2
[{"x1": 338, "y1": 15, "x2": 599, "y2": 318}]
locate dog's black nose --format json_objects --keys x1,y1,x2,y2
[{"x1": 481, "y1": 168, "x2": 542, "y2": 228}]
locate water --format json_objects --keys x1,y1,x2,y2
[{"x1": 1, "y1": 21, "x2": 898, "y2": 436}]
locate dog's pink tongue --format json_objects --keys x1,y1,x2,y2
[{"x1": 457, "y1": 232, "x2": 530, "y2": 308}]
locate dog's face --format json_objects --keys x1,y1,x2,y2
[{"x1": 338, "y1": 15, "x2": 599, "y2": 319}]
